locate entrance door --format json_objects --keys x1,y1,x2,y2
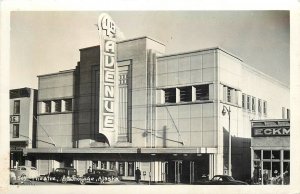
[{"x1": 174, "y1": 161, "x2": 182, "y2": 183}]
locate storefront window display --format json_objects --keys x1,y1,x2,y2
[{"x1": 252, "y1": 150, "x2": 289, "y2": 185}]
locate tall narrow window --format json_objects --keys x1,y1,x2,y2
[
  {"x1": 287, "y1": 109, "x2": 290, "y2": 119},
  {"x1": 179, "y1": 87, "x2": 192, "y2": 102},
  {"x1": 101, "y1": 161, "x2": 107, "y2": 169},
  {"x1": 127, "y1": 162, "x2": 134, "y2": 176},
  {"x1": 263, "y1": 101, "x2": 267, "y2": 115},
  {"x1": 195, "y1": 85, "x2": 209, "y2": 101},
  {"x1": 13, "y1": 100, "x2": 20, "y2": 114},
  {"x1": 54, "y1": 100, "x2": 61, "y2": 112},
  {"x1": 118, "y1": 162, "x2": 125, "y2": 176},
  {"x1": 247, "y1": 95, "x2": 251, "y2": 111},
  {"x1": 227, "y1": 87, "x2": 232, "y2": 103},
  {"x1": 252, "y1": 97, "x2": 256, "y2": 113},
  {"x1": 242, "y1": 94, "x2": 246, "y2": 109},
  {"x1": 44, "y1": 101, "x2": 51, "y2": 113},
  {"x1": 64, "y1": 99, "x2": 73, "y2": 111},
  {"x1": 13, "y1": 124, "x2": 19, "y2": 138},
  {"x1": 109, "y1": 161, "x2": 116, "y2": 170},
  {"x1": 164, "y1": 88, "x2": 176, "y2": 103},
  {"x1": 258, "y1": 99, "x2": 262, "y2": 113}
]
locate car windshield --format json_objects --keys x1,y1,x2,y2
[
  {"x1": 212, "y1": 176, "x2": 220, "y2": 181},
  {"x1": 55, "y1": 169, "x2": 65, "y2": 173}
]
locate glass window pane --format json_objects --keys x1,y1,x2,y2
[
  {"x1": 263, "y1": 150, "x2": 271, "y2": 159},
  {"x1": 44, "y1": 101, "x2": 51, "y2": 113},
  {"x1": 14, "y1": 100, "x2": 20, "y2": 114},
  {"x1": 272, "y1": 150, "x2": 280, "y2": 160},
  {"x1": 263, "y1": 162, "x2": 271, "y2": 185},
  {"x1": 101, "y1": 161, "x2": 107, "y2": 169},
  {"x1": 127, "y1": 162, "x2": 134, "y2": 176},
  {"x1": 284, "y1": 150, "x2": 290, "y2": 160},
  {"x1": 283, "y1": 162, "x2": 290, "y2": 185},
  {"x1": 254, "y1": 150, "x2": 261, "y2": 160},
  {"x1": 54, "y1": 100, "x2": 61, "y2": 112},
  {"x1": 164, "y1": 88, "x2": 176, "y2": 103},
  {"x1": 13, "y1": 124, "x2": 19, "y2": 138},
  {"x1": 65, "y1": 99, "x2": 73, "y2": 111},
  {"x1": 179, "y1": 87, "x2": 192, "y2": 102},
  {"x1": 118, "y1": 162, "x2": 125, "y2": 176},
  {"x1": 253, "y1": 161, "x2": 261, "y2": 184},
  {"x1": 195, "y1": 85, "x2": 209, "y2": 101},
  {"x1": 271, "y1": 162, "x2": 281, "y2": 177},
  {"x1": 109, "y1": 161, "x2": 116, "y2": 170}
]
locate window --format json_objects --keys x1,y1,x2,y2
[
  {"x1": 164, "y1": 88, "x2": 176, "y2": 103},
  {"x1": 44, "y1": 101, "x2": 51, "y2": 113},
  {"x1": 118, "y1": 162, "x2": 125, "y2": 176},
  {"x1": 247, "y1": 95, "x2": 251, "y2": 111},
  {"x1": 179, "y1": 87, "x2": 192, "y2": 102},
  {"x1": 227, "y1": 87, "x2": 233, "y2": 103},
  {"x1": 242, "y1": 94, "x2": 246, "y2": 109},
  {"x1": 64, "y1": 99, "x2": 73, "y2": 111},
  {"x1": 127, "y1": 162, "x2": 134, "y2": 176},
  {"x1": 101, "y1": 161, "x2": 107, "y2": 169},
  {"x1": 13, "y1": 100, "x2": 20, "y2": 114},
  {"x1": 258, "y1": 99, "x2": 262, "y2": 113},
  {"x1": 252, "y1": 97, "x2": 256, "y2": 112},
  {"x1": 284, "y1": 150, "x2": 290, "y2": 160},
  {"x1": 263, "y1": 101, "x2": 267, "y2": 115},
  {"x1": 287, "y1": 109, "x2": 290, "y2": 119},
  {"x1": 109, "y1": 161, "x2": 116, "y2": 170},
  {"x1": 282, "y1": 107, "x2": 286, "y2": 119},
  {"x1": 13, "y1": 124, "x2": 19, "y2": 138},
  {"x1": 195, "y1": 85, "x2": 209, "y2": 101},
  {"x1": 54, "y1": 100, "x2": 61, "y2": 112}
]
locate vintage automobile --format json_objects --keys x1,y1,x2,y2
[
  {"x1": 79, "y1": 169, "x2": 118, "y2": 185},
  {"x1": 40, "y1": 167, "x2": 79, "y2": 183},
  {"x1": 194, "y1": 175, "x2": 248, "y2": 185},
  {"x1": 13, "y1": 166, "x2": 39, "y2": 181}
]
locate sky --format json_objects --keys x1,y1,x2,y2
[{"x1": 10, "y1": 11, "x2": 290, "y2": 89}]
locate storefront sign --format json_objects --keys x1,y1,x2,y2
[
  {"x1": 98, "y1": 13, "x2": 119, "y2": 145},
  {"x1": 10, "y1": 115, "x2": 20, "y2": 123},
  {"x1": 252, "y1": 127, "x2": 290, "y2": 137}
]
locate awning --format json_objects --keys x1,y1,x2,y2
[{"x1": 23, "y1": 147, "x2": 217, "y2": 155}]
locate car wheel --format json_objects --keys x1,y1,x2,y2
[
  {"x1": 80, "y1": 178, "x2": 86, "y2": 185},
  {"x1": 20, "y1": 174, "x2": 27, "y2": 181},
  {"x1": 61, "y1": 176, "x2": 67, "y2": 184},
  {"x1": 43, "y1": 176, "x2": 48, "y2": 182}
]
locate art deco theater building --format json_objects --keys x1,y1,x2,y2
[{"x1": 23, "y1": 16, "x2": 290, "y2": 184}]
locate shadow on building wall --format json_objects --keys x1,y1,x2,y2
[{"x1": 223, "y1": 128, "x2": 251, "y2": 182}]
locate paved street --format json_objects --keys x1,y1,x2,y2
[{"x1": 11, "y1": 180, "x2": 173, "y2": 186}]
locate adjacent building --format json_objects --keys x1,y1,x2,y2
[
  {"x1": 22, "y1": 36, "x2": 290, "y2": 184},
  {"x1": 251, "y1": 119, "x2": 290, "y2": 185},
  {"x1": 10, "y1": 87, "x2": 37, "y2": 168}
]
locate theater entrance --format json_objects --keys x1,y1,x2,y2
[
  {"x1": 165, "y1": 160, "x2": 192, "y2": 184},
  {"x1": 165, "y1": 155, "x2": 210, "y2": 184}
]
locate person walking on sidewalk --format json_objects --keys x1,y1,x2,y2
[{"x1": 135, "y1": 167, "x2": 141, "y2": 184}]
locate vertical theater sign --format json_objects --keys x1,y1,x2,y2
[{"x1": 98, "y1": 13, "x2": 120, "y2": 146}]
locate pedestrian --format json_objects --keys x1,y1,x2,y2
[
  {"x1": 135, "y1": 167, "x2": 141, "y2": 184},
  {"x1": 88, "y1": 166, "x2": 92, "y2": 173}
]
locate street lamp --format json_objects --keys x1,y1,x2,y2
[{"x1": 222, "y1": 105, "x2": 231, "y2": 176}]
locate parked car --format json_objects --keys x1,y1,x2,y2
[
  {"x1": 40, "y1": 167, "x2": 79, "y2": 183},
  {"x1": 194, "y1": 175, "x2": 248, "y2": 185},
  {"x1": 80, "y1": 169, "x2": 118, "y2": 185},
  {"x1": 13, "y1": 166, "x2": 39, "y2": 181}
]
